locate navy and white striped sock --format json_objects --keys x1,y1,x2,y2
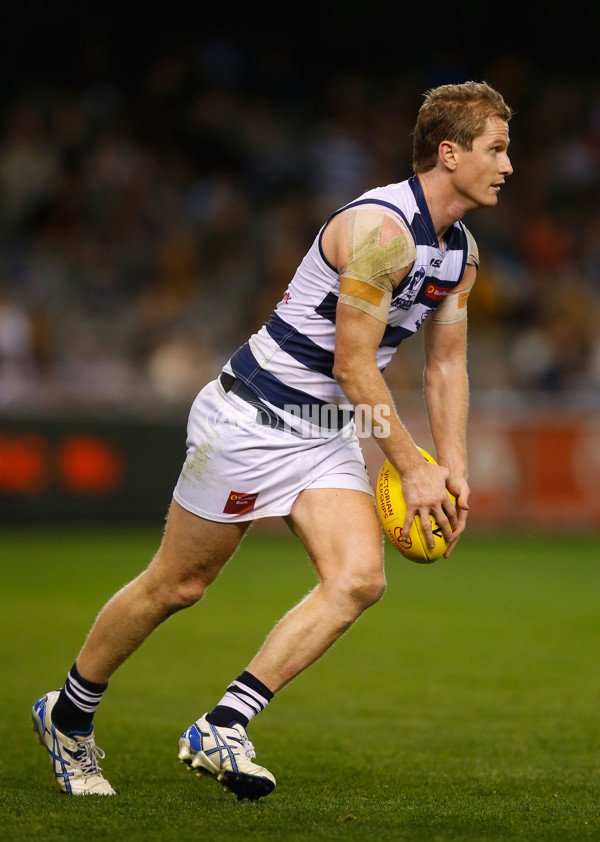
[
  {"x1": 206, "y1": 671, "x2": 273, "y2": 729},
  {"x1": 51, "y1": 663, "x2": 108, "y2": 736}
]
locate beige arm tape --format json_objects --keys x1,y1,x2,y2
[
  {"x1": 431, "y1": 227, "x2": 479, "y2": 324},
  {"x1": 464, "y1": 224, "x2": 480, "y2": 269},
  {"x1": 338, "y1": 206, "x2": 416, "y2": 323},
  {"x1": 430, "y1": 285, "x2": 473, "y2": 324}
]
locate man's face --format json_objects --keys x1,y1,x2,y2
[{"x1": 454, "y1": 115, "x2": 512, "y2": 208}]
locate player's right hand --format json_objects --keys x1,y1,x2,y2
[{"x1": 399, "y1": 460, "x2": 456, "y2": 549}]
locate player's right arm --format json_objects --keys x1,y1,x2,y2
[{"x1": 323, "y1": 205, "x2": 457, "y2": 548}]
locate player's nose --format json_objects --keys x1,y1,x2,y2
[{"x1": 501, "y1": 152, "x2": 513, "y2": 176}]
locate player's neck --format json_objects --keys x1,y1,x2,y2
[{"x1": 417, "y1": 170, "x2": 470, "y2": 244}]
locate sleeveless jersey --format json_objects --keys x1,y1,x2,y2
[{"x1": 223, "y1": 175, "x2": 469, "y2": 429}]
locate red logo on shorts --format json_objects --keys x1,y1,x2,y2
[{"x1": 223, "y1": 491, "x2": 259, "y2": 515}]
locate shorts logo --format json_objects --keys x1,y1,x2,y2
[
  {"x1": 425, "y1": 283, "x2": 449, "y2": 301},
  {"x1": 223, "y1": 491, "x2": 259, "y2": 515}
]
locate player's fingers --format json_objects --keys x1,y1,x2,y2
[
  {"x1": 444, "y1": 523, "x2": 465, "y2": 557},
  {"x1": 401, "y1": 509, "x2": 416, "y2": 540},
  {"x1": 435, "y1": 507, "x2": 454, "y2": 545},
  {"x1": 442, "y1": 496, "x2": 458, "y2": 530},
  {"x1": 444, "y1": 505, "x2": 469, "y2": 558},
  {"x1": 456, "y1": 489, "x2": 470, "y2": 511},
  {"x1": 457, "y1": 501, "x2": 469, "y2": 528},
  {"x1": 450, "y1": 513, "x2": 467, "y2": 543},
  {"x1": 418, "y1": 507, "x2": 438, "y2": 549}
]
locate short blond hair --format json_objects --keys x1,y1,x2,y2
[{"x1": 412, "y1": 81, "x2": 512, "y2": 173}]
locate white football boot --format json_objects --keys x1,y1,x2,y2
[
  {"x1": 32, "y1": 691, "x2": 115, "y2": 795},
  {"x1": 178, "y1": 714, "x2": 275, "y2": 801}
]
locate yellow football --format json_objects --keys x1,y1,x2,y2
[{"x1": 375, "y1": 448, "x2": 455, "y2": 563}]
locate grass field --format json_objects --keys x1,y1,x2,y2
[{"x1": 1, "y1": 526, "x2": 600, "y2": 841}]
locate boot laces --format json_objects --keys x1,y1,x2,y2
[
  {"x1": 229, "y1": 724, "x2": 256, "y2": 760},
  {"x1": 74, "y1": 736, "x2": 106, "y2": 777},
  {"x1": 242, "y1": 738, "x2": 256, "y2": 760}
]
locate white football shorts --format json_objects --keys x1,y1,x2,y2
[{"x1": 173, "y1": 376, "x2": 374, "y2": 522}]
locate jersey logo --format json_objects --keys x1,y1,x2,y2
[
  {"x1": 430, "y1": 258, "x2": 443, "y2": 268},
  {"x1": 424, "y1": 283, "x2": 450, "y2": 301},
  {"x1": 391, "y1": 266, "x2": 426, "y2": 311}
]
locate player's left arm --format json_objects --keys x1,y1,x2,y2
[{"x1": 422, "y1": 260, "x2": 477, "y2": 557}]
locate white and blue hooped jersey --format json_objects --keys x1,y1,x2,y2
[{"x1": 223, "y1": 175, "x2": 470, "y2": 429}]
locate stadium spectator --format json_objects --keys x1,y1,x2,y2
[{"x1": 0, "y1": 45, "x2": 598, "y2": 410}]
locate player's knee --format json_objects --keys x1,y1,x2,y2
[
  {"x1": 167, "y1": 578, "x2": 207, "y2": 611},
  {"x1": 142, "y1": 572, "x2": 207, "y2": 614},
  {"x1": 345, "y1": 570, "x2": 386, "y2": 612}
]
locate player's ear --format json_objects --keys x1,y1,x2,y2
[{"x1": 439, "y1": 140, "x2": 458, "y2": 171}]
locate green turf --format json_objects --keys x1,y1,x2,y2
[{"x1": 1, "y1": 526, "x2": 599, "y2": 841}]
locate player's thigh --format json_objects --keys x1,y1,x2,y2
[
  {"x1": 146, "y1": 499, "x2": 251, "y2": 591},
  {"x1": 285, "y1": 488, "x2": 384, "y2": 587}
]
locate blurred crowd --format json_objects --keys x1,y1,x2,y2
[{"x1": 0, "y1": 37, "x2": 599, "y2": 416}]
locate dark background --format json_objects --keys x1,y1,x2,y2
[{"x1": 0, "y1": 3, "x2": 598, "y2": 523}]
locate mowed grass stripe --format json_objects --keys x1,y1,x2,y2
[{"x1": 1, "y1": 528, "x2": 599, "y2": 841}]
